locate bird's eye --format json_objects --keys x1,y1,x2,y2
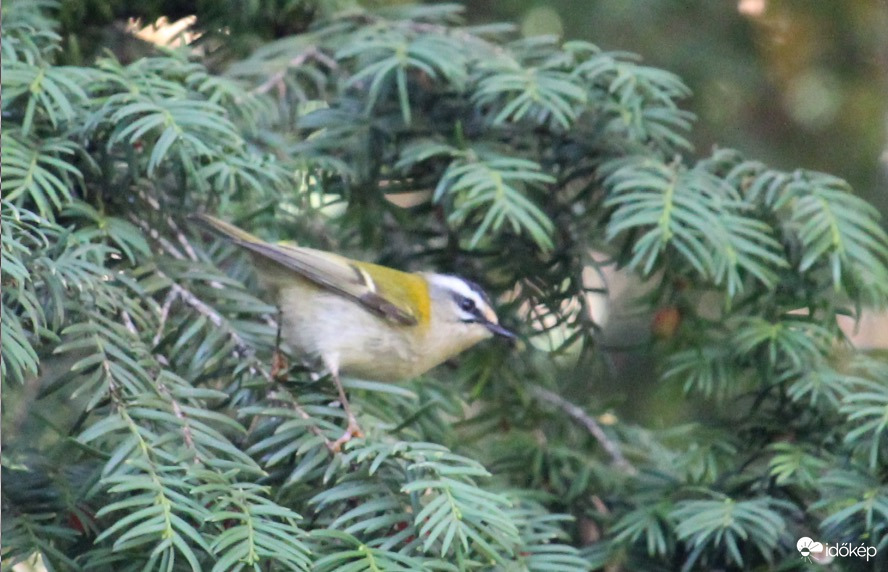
[{"x1": 458, "y1": 296, "x2": 476, "y2": 313}]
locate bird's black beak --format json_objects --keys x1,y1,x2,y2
[{"x1": 486, "y1": 321, "x2": 517, "y2": 341}]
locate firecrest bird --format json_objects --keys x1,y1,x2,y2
[{"x1": 195, "y1": 215, "x2": 515, "y2": 450}]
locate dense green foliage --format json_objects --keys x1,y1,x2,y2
[
  {"x1": 3, "y1": 1, "x2": 888, "y2": 570},
  {"x1": 472, "y1": 0, "x2": 888, "y2": 218}
]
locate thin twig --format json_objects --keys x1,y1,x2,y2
[
  {"x1": 156, "y1": 379, "x2": 201, "y2": 462},
  {"x1": 531, "y1": 386, "x2": 636, "y2": 475},
  {"x1": 152, "y1": 289, "x2": 179, "y2": 347},
  {"x1": 120, "y1": 308, "x2": 139, "y2": 337},
  {"x1": 129, "y1": 187, "x2": 194, "y2": 261},
  {"x1": 152, "y1": 268, "x2": 272, "y2": 381},
  {"x1": 168, "y1": 215, "x2": 199, "y2": 262},
  {"x1": 163, "y1": 274, "x2": 249, "y2": 353},
  {"x1": 133, "y1": 203, "x2": 272, "y2": 380},
  {"x1": 251, "y1": 47, "x2": 337, "y2": 96},
  {"x1": 131, "y1": 215, "x2": 186, "y2": 260},
  {"x1": 267, "y1": 389, "x2": 333, "y2": 451}
]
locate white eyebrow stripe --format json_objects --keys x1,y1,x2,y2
[{"x1": 427, "y1": 274, "x2": 489, "y2": 310}]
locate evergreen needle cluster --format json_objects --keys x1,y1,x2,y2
[{"x1": 3, "y1": 1, "x2": 887, "y2": 570}]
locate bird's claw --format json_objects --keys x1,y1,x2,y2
[
  {"x1": 271, "y1": 350, "x2": 289, "y2": 381},
  {"x1": 328, "y1": 419, "x2": 364, "y2": 453}
]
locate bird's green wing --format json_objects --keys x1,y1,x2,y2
[{"x1": 194, "y1": 214, "x2": 419, "y2": 326}]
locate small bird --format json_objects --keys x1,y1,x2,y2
[{"x1": 195, "y1": 215, "x2": 515, "y2": 450}]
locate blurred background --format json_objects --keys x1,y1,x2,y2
[
  {"x1": 95, "y1": 0, "x2": 888, "y2": 207},
  {"x1": 464, "y1": 0, "x2": 888, "y2": 424},
  {"x1": 466, "y1": 0, "x2": 888, "y2": 214}
]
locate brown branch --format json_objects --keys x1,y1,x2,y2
[
  {"x1": 130, "y1": 202, "x2": 273, "y2": 380},
  {"x1": 266, "y1": 388, "x2": 333, "y2": 451},
  {"x1": 151, "y1": 268, "x2": 272, "y2": 382},
  {"x1": 531, "y1": 386, "x2": 636, "y2": 475},
  {"x1": 120, "y1": 308, "x2": 139, "y2": 337},
  {"x1": 168, "y1": 215, "x2": 199, "y2": 262},
  {"x1": 164, "y1": 275, "x2": 248, "y2": 352},
  {"x1": 131, "y1": 215, "x2": 186, "y2": 260},
  {"x1": 251, "y1": 47, "x2": 337, "y2": 96},
  {"x1": 152, "y1": 289, "x2": 178, "y2": 348},
  {"x1": 156, "y1": 379, "x2": 200, "y2": 461}
]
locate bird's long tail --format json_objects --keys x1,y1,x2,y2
[{"x1": 192, "y1": 213, "x2": 265, "y2": 245}]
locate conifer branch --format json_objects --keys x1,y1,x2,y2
[{"x1": 531, "y1": 386, "x2": 636, "y2": 475}]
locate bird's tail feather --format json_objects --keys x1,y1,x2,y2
[{"x1": 192, "y1": 213, "x2": 263, "y2": 245}]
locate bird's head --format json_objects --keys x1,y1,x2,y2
[{"x1": 423, "y1": 273, "x2": 516, "y2": 347}]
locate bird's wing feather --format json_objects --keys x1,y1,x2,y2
[{"x1": 194, "y1": 214, "x2": 418, "y2": 326}]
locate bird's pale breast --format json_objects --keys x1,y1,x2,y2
[{"x1": 277, "y1": 284, "x2": 426, "y2": 381}]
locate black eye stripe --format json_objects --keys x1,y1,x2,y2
[
  {"x1": 442, "y1": 275, "x2": 493, "y2": 309},
  {"x1": 454, "y1": 294, "x2": 483, "y2": 322},
  {"x1": 462, "y1": 279, "x2": 493, "y2": 308}
]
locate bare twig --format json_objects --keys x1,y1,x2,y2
[
  {"x1": 132, "y1": 200, "x2": 272, "y2": 380},
  {"x1": 168, "y1": 215, "x2": 199, "y2": 262},
  {"x1": 129, "y1": 187, "x2": 196, "y2": 261},
  {"x1": 151, "y1": 268, "x2": 272, "y2": 381},
  {"x1": 131, "y1": 215, "x2": 186, "y2": 260},
  {"x1": 152, "y1": 289, "x2": 179, "y2": 347},
  {"x1": 267, "y1": 388, "x2": 333, "y2": 451},
  {"x1": 156, "y1": 379, "x2": 200, "y2": 462},
  {"x1": 531, "y1": 386, "x2": 636, "y2": 475},
  {"x1": 120, "y1": 308, "x2": 139, "y2": 336},
  {"x1": 251, "y1": 47, "x2": 337, "y2": 96},
  {"x1": 164, "y1": 275, "x2": 248, "y2": 353}
]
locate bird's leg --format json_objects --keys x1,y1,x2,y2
[
  {"x1": 271, "y1": 308, "x2": 288, "y2": 381},
  {"x1": 329, "y1": 368, "x2": 364, "y2": 453}
]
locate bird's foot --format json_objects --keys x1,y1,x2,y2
[
  {"x1": 271, "y1": 350, "x2": 289, "y2": 381},
  {"x1": 329, "y1": 419, "x2": 364, "y2": 453}
]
